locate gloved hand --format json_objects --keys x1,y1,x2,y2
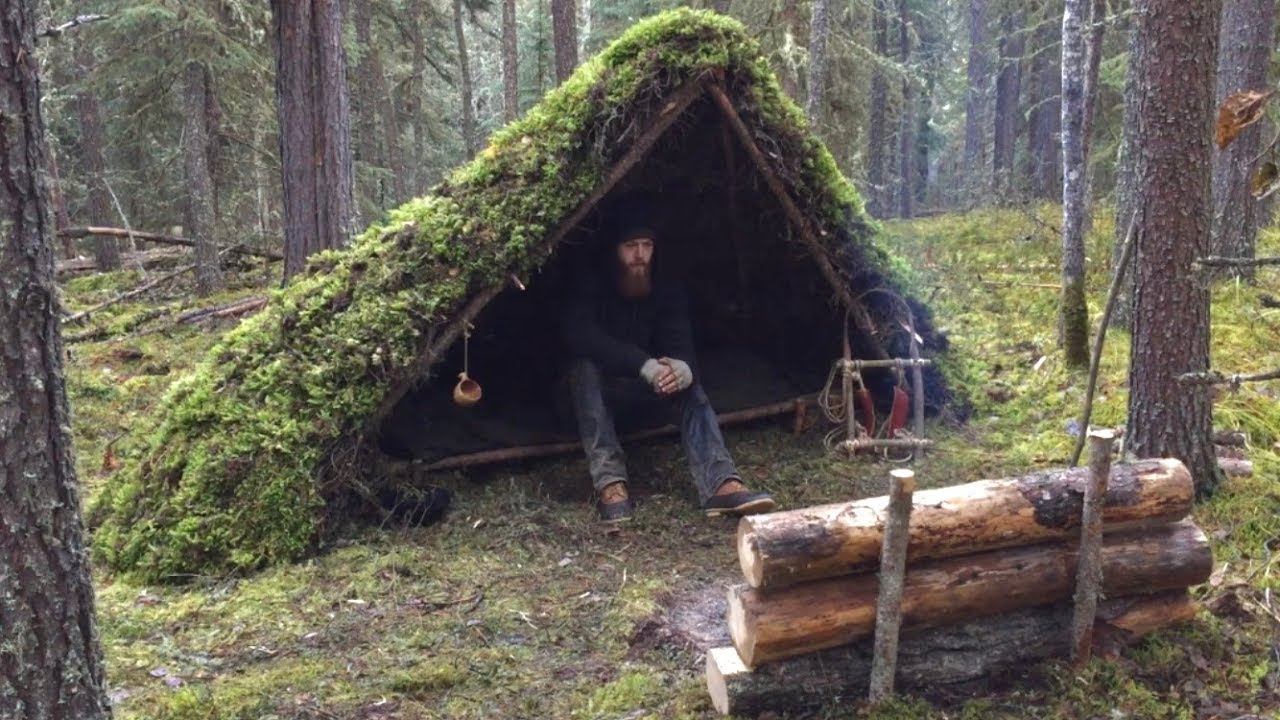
[
  {"x1": 639, "y1": 358, "x2": 666, "y2": 390},
  {"x1": 662, "y1": 358, "x2": 693, "y2": 392}
]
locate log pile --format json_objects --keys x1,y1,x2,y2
[{"x1": 705, "y1": 459, "x2": 1212, "y2": 716}]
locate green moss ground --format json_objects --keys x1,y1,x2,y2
[{"x1": 71, "y1": 206, "x2": 1279, "y2": 718}]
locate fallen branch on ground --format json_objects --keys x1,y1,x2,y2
[
  {"x1": 175, "y1": 296, "x2": 268, "y2": 324},
  {"x1": 64, "y1": 307, "x2": 174, "y2": 345},
  {"x1": 1193, "y1": 255, "x2": 1280, "y2": 268},
  {"x1": 1178, "y1": 368, "x2": 1280, "y2": 387},
  {"x1": 62, "y1": 263, "x2": 198, "y2": 325},
  {"x1": 58, "y1": 226, "x2": 282, "y2": 262},
  {"x1": 57, "y1": 247, "x2": 185, "y2": 275}
]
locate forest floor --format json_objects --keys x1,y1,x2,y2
[{"x1": 66, "y1": 207, "x2": 1279, "y2": 719}]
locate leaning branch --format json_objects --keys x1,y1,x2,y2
[
  {"x1": 58, "y1": 226, "x2": 283, "y2": 262},
  {"x1": 1193, "y1": 255, "x2": 1280, "y2": 268},
  {"x1": 1178, "y1": 369, "x2": 1280, "y2": 387},
  {"x1": 38, "y1": 14, "x2": 109, "y2": 38}
]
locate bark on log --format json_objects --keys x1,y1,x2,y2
[
  {"x1": 738, "y1": 458, "x2": 1192, "y2": 589},
  {"x1": 728, "y1": 519, "x2": 1210, "y2": 667},
  {"x1": 707, "y1": 590, "x2": 1197, "y2": 716}
]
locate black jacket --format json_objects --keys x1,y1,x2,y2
[{"x1": 561, "y1": 271, "x2": 697, "y2": 378}]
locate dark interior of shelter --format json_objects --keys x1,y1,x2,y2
[{"x1": 379, "y1": 98, "x2": 913, "y2": 466}]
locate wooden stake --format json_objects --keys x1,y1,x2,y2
[
  {"x1": 869, "y1": 469, "x2": 915, "y2": 702},
  {"x1": 1071, "y1": 429, "x2": 1114, "y2": 665}
]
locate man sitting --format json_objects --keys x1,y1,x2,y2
[{"x1": 560, "y1": 218, "x2": 776, "y2": 522}]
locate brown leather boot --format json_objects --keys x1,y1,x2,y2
[{"x1": 596, "y1": 481, "x2": 634, "y2": 522}]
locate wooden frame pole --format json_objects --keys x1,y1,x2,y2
[
  {"x1": 1071, "y1": 429, "x2": 1114, "y2": 665},
  {"x1": 869, "y1": 468, "x2": 916, "y2": 702}
]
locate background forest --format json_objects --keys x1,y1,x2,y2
[{"x1": 40, "y1": 0, "x2": 1129, "y2": 256}]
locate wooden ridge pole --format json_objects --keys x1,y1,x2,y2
[{"x1": 869, "y1": 468, "x2": 915, "y2": 702}]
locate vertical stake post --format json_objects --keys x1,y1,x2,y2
[
  {"x1": 869, "y1": 468, "x2": 915, "y2": 702},
  {"x1": 1071, "y1": 428, "x2": 1114, "y2": 665}
]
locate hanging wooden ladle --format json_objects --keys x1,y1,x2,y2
[{"x1": 453, "y1": 323, "x2": 482, "y2": 407}]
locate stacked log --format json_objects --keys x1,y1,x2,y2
[{"x1": 705, "y1": 459, "x2": 1211, "y2": 715}]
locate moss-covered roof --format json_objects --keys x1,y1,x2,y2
[{"x1": 90, "y1": 9, "x2": 932, "y2": 580}]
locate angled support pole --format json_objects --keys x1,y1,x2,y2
[{"x1": 707, "y1": 83, "x2": 889, "y2": 360}]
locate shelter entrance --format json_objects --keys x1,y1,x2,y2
[{"x1": 379, "y1": 93, "x2": 899, "y2": 469}]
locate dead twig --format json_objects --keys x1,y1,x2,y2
[{"x1": 1178, "y1": 368, "x2": 1280, "y2": 387}]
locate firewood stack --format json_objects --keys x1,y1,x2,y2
[{"x1": 705, "y1": 458, "x2": 1212, "y2": 716}]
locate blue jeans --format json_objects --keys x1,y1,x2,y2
[{"x1": 566, "y1": 358, "x2": 739, "y2": 506}]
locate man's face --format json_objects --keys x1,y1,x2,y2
[{"x1": 616, "y1": 237, "x2": 655, "y2": 277}]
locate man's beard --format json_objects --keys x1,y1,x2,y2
[{"x1": 616, "y1": 263, "x2": 652, "y2": 298}]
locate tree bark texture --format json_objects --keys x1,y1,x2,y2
[
  {"x1": 353, "y1": 0, "x2": 405, "y2": 207},
  {"x1": 73, "y1": 43, "x2": 119, "y2": 272},
  {"x1": 453, "y1": 0, "x2": 479, "y2": 157},
  {"x1": 551, "y1": 0, "x2": 578, "y2": 83},
  {"x1": 183, "y1": 61, "x2": 223, "y2": 296},
  {"x1": 728, "y1": 520, "x2": 1211, "y2": 667},
  {"x1": 897, "y1": 0, "x2": 916, "y2": 218},
  {"x1": 1127, "y1": 0, "x2": 1223, "y2": 497},
  {"x1": 45, "y1": 143, "x2": 73, "y2": 258},
  {"x1": 1027, "y1": 0, "x2": 1063, "y2": 199},
  {"x1": 1212, "y1": 0, "x2": 1276, "y2": 281},
  {"x1": 804, "y1": 0, "x2": 830, "y2": 122},
  {"x1": 706, "y1": 591, "x2": 1197, "y2": 716},
  {"x1": 738, "y1": 458, "x2": 1192, "y2": 589},
  {"x1": 271, "y1": 0, "x2": 355, "y2": 280},
  {"x1": 1060, "y1": 0, "x2": 1090, "y2": 368},
  {"x1": 0, "y1": 7, "x2": 110, "y2": 716},
  {"x1": 866, "y1": 0, "x2": 891, "y2": 218},
  {"x1": 962, "y1": 0, "x2": 989, "y2": 202},
  {"x1": 503, "y1": 0, "x2": 520, "y2": 123},
  {"x1": 408, "y1": 0, "x2": 426, "y2": 196},
  {"x1": 993, "y1": 9, "x2": 1023, "y2": 196},
  {"x1": 1081, "y1": 0, "x2": 1106, "y2": 158},
  {"x1": 1112, "y1": 8, "x2": 1140, "y2": 329}
]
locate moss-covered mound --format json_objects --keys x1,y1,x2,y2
[{"x1": 90, "y1": 9, "x2": 944, "y2": 580}]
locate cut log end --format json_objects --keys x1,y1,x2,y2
[
  {"x1": 705, "y1": 647, "x2": 745, "y2": 715},
  {"x1": 726, "y1": 585, "x2": 756, "y2": 668},
  {"x1": 737, "y1": 522, "x2": 764, "y2": 587}
]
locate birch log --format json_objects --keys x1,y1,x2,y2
[
  {"x1": 728, "y1": 519, "x2": 1210, "y2": 667},
  {"x1": 738, "y1": 458, "x2": 1192, "y2": 589}
]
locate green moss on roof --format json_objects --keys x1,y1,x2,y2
[{"x1": 90, "y1": 8, "x2": 919, "y2": 580}]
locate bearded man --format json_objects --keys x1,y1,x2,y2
[{"x1": 560, "y1": 219, "x2": 776, "y2": 522}]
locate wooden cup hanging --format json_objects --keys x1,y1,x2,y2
[{"x1": 453, "y1": 323, "x2": 482, "y2": 407}]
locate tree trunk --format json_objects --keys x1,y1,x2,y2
[
  {"x1": 804, "y1": 0, "x2": 830, "y2": 122},
  {"x1": 1212, "y1": 0, "x2": 1276, "y2": 281},
  {"x1": 1027, "y1": 0, "x2": 1063, "y2": 199},
  {"x1": 738, "y1": 458, "x2": 1192, "y2": 589},
  {"x1": 728, "y1": 520, "x2": 1211, "y2": 667},
  {"x1": 73, "y1": 43, "x2": 119, "y2": 272},
  {"x1": 962, "y1": 0, "x2": 989, "y2": 203},
  {"x1": 453, "y1": 0, "x2": 479, "y2": 158},
  {"x1": 707, "y1": 591, "x2": 1197, "y2": 716},
  {"x1": 353, "y1": 0, "x2": 404, "y2": 208},
  {"x1": 1127, "y1": 0, "x2": 1223, "y2": 497},
  {"x1": 1081, "y1": 0, "x2": 1106, "y2": 159},
  {"x1": 992, "y1": 9, "x2": 1023, "y2": 197},
  {"x1": 897, "y1": 0, "x2": 916, "y2": 219},
  {"x1": 1112, "y1": 7, "x2": 1140, "y2": 329},
  {"x1": 866, "y1": 0, "x2": 891, "y2": 218},
  {"x1": 779, "y1": 0, "x2": 802, "y2": 100},
  {"x1": 183, "y1": 61, "x2": 223, "y2": 296},
  {"x1": 0, "y1": 7, "x2": 110, "y2": 716},
  {"x1": 271, "y1": 0, "x2": 355, "y2": 280},
  {"x1": 1060, "y1": 0, "x2": 1089, "y2": 368},
  {"x1": 409, "y1": 0, "x2": 426, "y2": 196},
  {"x1": 503, "y1": 0, "x2": 520, "y2": 123},
  {"x1": 551, "y1": 0, "x2": 578, "y2": 83},
  {"x1": 46, "y1": 143, "x2": 74, "y2": 258}
]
